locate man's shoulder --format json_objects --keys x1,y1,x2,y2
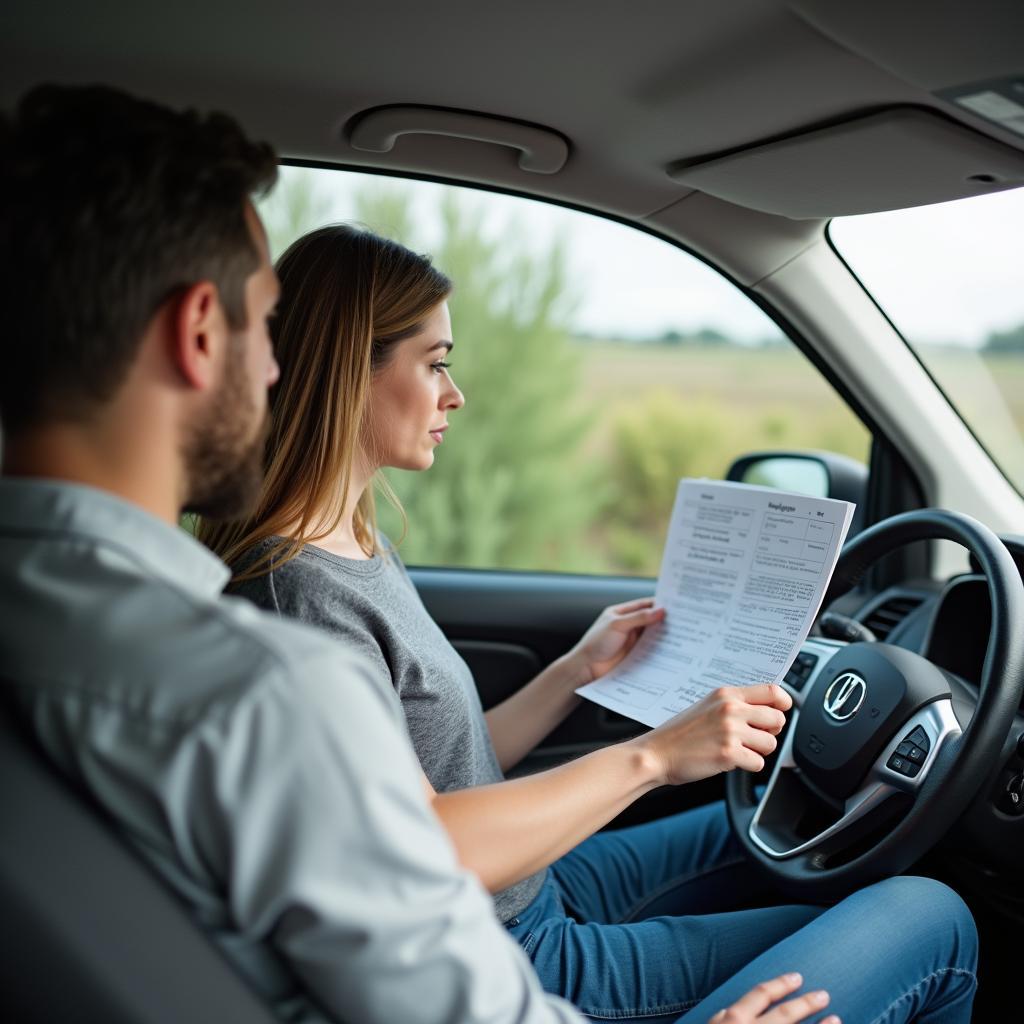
[
  {"x1": 207, "y1": 590, "x2": 396, "y2": 708},
  {"x1": 12, "y1": 570, "x2": 398, "y2": 736}
]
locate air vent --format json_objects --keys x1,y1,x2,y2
[{"x1": 862, "y1": 595, "x2": 924, "y2": 641}]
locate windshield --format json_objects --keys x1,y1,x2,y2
[{"x1": 830, "y1": 189, "x2": 1024, "y2": 496}]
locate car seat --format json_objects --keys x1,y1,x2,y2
[{"x1": 0, "y1": 701, "x2": 280, "y2": 1023}]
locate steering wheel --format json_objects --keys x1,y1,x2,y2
[{"x1": 726, "y1": 508, "x2": 1024, "y2": 900}]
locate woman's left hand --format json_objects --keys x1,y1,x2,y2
[{"x1": 568, "y1": 598, "x2": 666, "y2": 684}]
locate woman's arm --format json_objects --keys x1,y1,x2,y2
[
  {"x1": 484, "y1": 598, "x2": 664, "y2": 771},
  {"x1": 482, "y1": 651, "x2": 588, "y2": 773},
  {"x1": 429, "y1": 683, "x2": 790, "y2": 893}
]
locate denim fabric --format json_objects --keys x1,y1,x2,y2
[{"x1": 507, "y1": 802, "x2": 977, "y2": 1023}]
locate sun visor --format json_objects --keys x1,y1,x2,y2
[{"x1": 668, "y1": 107, "x2": 1024, "y2": 219}]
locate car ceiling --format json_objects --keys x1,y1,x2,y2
[{"x1": 2, "y1": 0, "x2": 1024, "y2": 222}]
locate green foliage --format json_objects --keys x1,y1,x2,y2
[
  {"x1": 603, "y1": 393, "x2": 732, "y2": 570},
  {"x1": 598, "y1": 348, "x2": 871, "y2": 572},
  {"x1": 356, "y1": 186, "x2": 602, "y2": 571},
  {"x1": 609, "y1": 393, "x2": 725, "y2": 528}
]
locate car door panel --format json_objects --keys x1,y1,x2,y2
[{"x1": 411, "y1": 566, "x2": 726, "y2": 822}]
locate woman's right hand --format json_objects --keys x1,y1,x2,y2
[
  {"x1": 631, "y1": 683, "x2": 791, "y2": 787},
  {"x1": 709, "y1": 974, "x2": 839, "y2": 1024}
]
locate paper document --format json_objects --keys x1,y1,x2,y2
[{"x1": 577, "y1": 479, "x2": 855, "y2": 728}]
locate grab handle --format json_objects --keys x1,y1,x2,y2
[{"x1": 347, "y1": 106, "x2": 569, "y2": 174}]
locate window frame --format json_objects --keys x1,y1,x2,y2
[
  {"x1": 825, "y1": 219, "x2": 1024, "y2": 505},
  {"x1": 274, "y1": 158, "x2": 916, "y2": 579}
]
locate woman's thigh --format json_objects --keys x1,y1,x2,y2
[
  {"x1": 679, "y1": 876, "x2": 978, "y2": 1024},
  {"x1": 551, "y1": 800, "x2": 779, "y2": 923},
  {"x1": 515, "y1": 901, "x2": 824, "y2": 1022},
  {"x1": 512, "y1": 876, "x2": 977, "y2": 1024}
]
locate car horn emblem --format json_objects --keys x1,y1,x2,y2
[{"x1": 823, "y1": 672, "x2": 867, "y2": 722}]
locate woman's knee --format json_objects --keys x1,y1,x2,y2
[{"x1": 856, "y1": 875, "x2": 978, "y2": 965}]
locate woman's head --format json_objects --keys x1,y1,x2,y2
[
  {"x1": 199, "y1": 223, "x2": 455, "y2": 572},
  {"x1": 363, "y1": 298, "x2": 464, "y2": 473}
]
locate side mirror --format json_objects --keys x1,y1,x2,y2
[{"x1": 726, "y1": 450, "x2": 867, "y2": 533}]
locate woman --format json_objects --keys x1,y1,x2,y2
[{"x1": 201, "y1": 224, "x2": 975, "y2": 1024}]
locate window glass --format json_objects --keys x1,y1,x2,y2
[
  {"x1": 830, "y1": 189, "x2": 1024, "y2": 496},
  {"x1": 259, "y1": 166, "x2": 869, "y2": 575}
]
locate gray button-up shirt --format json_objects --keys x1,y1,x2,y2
[{"x1": 0, "y1": 478, "x2": 580, "y2": 1024}]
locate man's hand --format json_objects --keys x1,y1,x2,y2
[
  {"x1": 709, "y1": 974, "x2": 839, "y2": 1024},
  {"x1": 631, "y1": 683, "x2": 792, "y2": 786},
  {"x1": 565, "y1": 598, "x2": 666, "y2": 685}
]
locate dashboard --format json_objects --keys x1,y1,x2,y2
[{"x1": 878, "y1": 534, "x2": 1024, "y2": 691}]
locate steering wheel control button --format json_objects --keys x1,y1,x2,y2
[
  {"x1": 887, "y1": 753, "x2": 921, "y2": 778},
  {"x1": 784, "y1": 653, "x2": 819, "y2": 692},
  {"x1": 896, "y1": 741, "x2": 914, "y2": 756},
  {"x1": 907, "y1": 745, "x2": 926, "y2": 764},
  {"x1": 906, "y1": 726, "x2": 930, "y2": 751}
]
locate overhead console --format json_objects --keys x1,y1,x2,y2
[
  {"x1": 667, "y1": 106, "x2": 1024, "y2": 219},
  {"x1": 666, "y1": 0, "x2": 1024, "y2": 219}
]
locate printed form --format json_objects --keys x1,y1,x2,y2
[{"x1": 577, "y1": 479, "x2": 855, "y2": 728}]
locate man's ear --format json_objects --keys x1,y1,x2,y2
[{"x1": 171, "y1": 281, "x2": 226, "y2": 391}]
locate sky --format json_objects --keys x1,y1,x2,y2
[
  {"x1": 265, "y1": 166, "x2": 1024, "y2": 349},
  {"x1": 832, "y1": 188, "x2": 1024, "y2": 348}
]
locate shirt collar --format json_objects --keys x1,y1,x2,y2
[{"x1": 0, "y1": 477, "x2": 231, "y2": 598}]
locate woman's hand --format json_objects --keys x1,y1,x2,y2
[
  {"x1": 631, "y1": 683, "x2": 791, "y2": 786},
  {"x1": 709, "y1": 974, "x2": 839, "y2": 1024},
  {"x1": 567, "y1": 598, "x2": 666, "y2": 684},
  {"x1": 483, "y1": 598, "x2": 663, "y2": 772}
]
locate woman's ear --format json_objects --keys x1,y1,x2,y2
[{"x1": 170, "y1": 281, "x2": 226, "y2": 391}]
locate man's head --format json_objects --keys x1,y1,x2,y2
[
  {"x1": 0, "y1": 83, "x2": 280, "y2": 518},
  {"x1": 179, "y1": 203, "x2": 281, "y2": 519}
]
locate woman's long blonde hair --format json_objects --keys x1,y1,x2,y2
[{"x1": 199, "y1": 224, "x2": 452, "y2": 579}]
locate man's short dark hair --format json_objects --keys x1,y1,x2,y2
[{"x1": 0, "y1": 84, "x2": 278, "y2": 435}]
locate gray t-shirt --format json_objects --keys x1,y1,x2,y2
[{"x1": 232, "y1": 539, "x2": 547, "y2": 923}]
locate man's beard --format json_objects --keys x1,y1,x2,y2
[{"x1": 182, "y1": 339, "x2": 269, "y2": 521}]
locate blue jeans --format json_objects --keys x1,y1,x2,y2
[{"x1": 506, "y1": 802, "x2": 977, "y2": 1023}]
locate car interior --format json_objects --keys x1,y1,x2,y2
[{"x1": 3, "y1": 1, "x2": 1024, "y2": 1020}]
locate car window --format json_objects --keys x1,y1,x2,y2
[
  {"x1": 830, "y1": 189, "x2": 1024, "y2": 498},
  {"x1": 260, "y1": 166, "x2": 870, "y2": 576}
]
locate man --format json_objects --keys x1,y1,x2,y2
[
  {"x1": 0, "y1": 84, "x2": 973, "y2": 1024},
  {"x1": 0, "y1": 82, "x2": 580, "y2": 1024}
]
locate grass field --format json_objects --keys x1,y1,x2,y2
[
  {"x1": 915, "y1": 349, "x2": 1024, "y2": 487},
  {"x1": 565, "y1": 341, "x2": 1024, "y2": 574},
  {"x1": 576, "y1": 340, "x2": 1024, "y2": 467},
  {"x1": 555, "y1": 341, "x2": 873, "y2": 573},
  {"x1": 576, "y1": 340, "x2": 872, "y2": 469}
]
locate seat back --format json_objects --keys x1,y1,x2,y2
[{"x1": 0, "y1": 702, "x2": 280, "y2": 1023}]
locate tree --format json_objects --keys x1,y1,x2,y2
[
  {"x1": 693, "y1": 327, "x2": 728, "y2": 345},
  {"x1": 984, "y1": 323, "x2": 1024, "y2": 354}
]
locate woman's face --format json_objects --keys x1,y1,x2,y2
[{"x1": 364, "y1": 301, "x2": 465, "y2": 472}]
